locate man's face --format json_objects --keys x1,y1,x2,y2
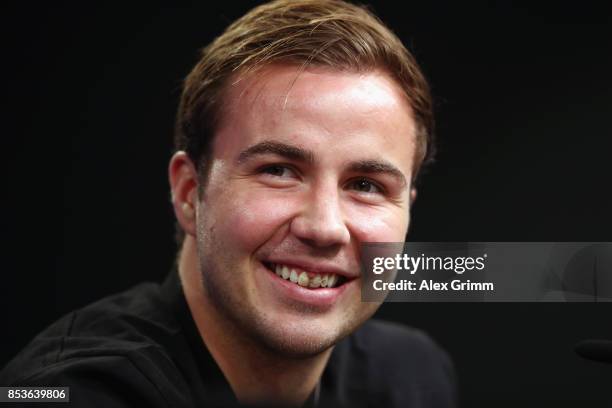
[{"x1": 195, "y1": 64, "x2": 417, "y2": 356}]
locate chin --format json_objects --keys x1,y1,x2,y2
[
  {"x1": 253, "y1": 320, "x2": 346, "y2": 358},
  {"x1": 243, "y1": 308, "x2": 376, "y2": 358}
]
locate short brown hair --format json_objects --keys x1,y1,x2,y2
[{"x1": 174, "y1": 0, "x2": 434, "y2": 242}]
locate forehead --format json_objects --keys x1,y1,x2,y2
[{"x1": 214, "y1": 64, "x2": 417, "y2": 173}]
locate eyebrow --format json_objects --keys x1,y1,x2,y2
[
  {"x1": 237, "y1": 141, "x2": 314, "y2": 164},
  {"x1": 237, "y1": 140, "x2": 408, "y2": 187}
]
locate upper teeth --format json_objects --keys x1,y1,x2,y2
[{"x1": 273, "y1": 264, "x2": 339, "y2": 288}]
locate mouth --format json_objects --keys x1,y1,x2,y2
[{"x1": 262, "y1": 262, "x2": 349, "y2": 289}]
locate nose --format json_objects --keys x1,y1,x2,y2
[{"x1": 290, "y1": 184, "x2": 350, "y2": 248}]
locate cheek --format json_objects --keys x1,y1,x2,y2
[
  {"x1": 345, "y1": 205, "x2": 409, "y2": 243},
  {"x1": 210, "y1": 190, "x2": 299, "y2": 252}
]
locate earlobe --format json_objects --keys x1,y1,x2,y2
[
  {"x1": 410, "y1": 188, "x2": 417, "y2": 206},
  {"x1": 169, "y1": 151, "x2": 199, "y2": 237}
]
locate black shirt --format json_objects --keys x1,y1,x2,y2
[{"x1": 1, "y1": 270, "x2": 457, "y2": 407}]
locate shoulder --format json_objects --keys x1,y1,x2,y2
[
  {"x1": 0, "y1": 283, "x2": 192, "y2": 407},
  {"x1": 327, "y1": 319, "x2": 457, "y2": 408}
]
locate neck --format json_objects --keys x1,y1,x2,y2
[{"x1": 178, "y1": 236, "x2": 331, "y2": 406}]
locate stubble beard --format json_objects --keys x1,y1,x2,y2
[{"x1": 196, "y1": 234, "x2": 375, "y2": 359}]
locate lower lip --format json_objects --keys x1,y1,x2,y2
[{"x1": 260, "y1": 263, "x2": 352, "y2": 309}]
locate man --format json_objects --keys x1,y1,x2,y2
[{"x1": 1, "y1": 1, "x2": 455, "y2": 407}]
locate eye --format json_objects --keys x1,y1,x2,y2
[
  {"x1": 259, "y1": 164, "x2": 297, "y2": 178},
  {"x1": 347, "y1": 178, "x2": 383, "y2": 194}
]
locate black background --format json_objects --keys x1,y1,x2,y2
[{"x1": 2, "y1": 1, "x2": 611, "y2": 407}]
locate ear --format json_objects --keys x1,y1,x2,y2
[
  {"x1": 169, "y1": 151, "x2": 199, "y2": 237},
  {"x1": 409, "y1": 188, "x2": 417, "y2": 206}
]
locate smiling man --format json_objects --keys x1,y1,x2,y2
[
  {"x1": 172, "y1": 65, "x2": 419, "y2": 405},
  {"x1": 1, "y1": 1, "x2": 455, "y2": 407}
]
